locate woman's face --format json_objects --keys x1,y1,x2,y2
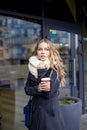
[{"x1": 37, "y1": 42, "x2": 50, "y2": 61}]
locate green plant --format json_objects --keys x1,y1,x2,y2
[{"x1": 59, "y1": 99, "x2": 76, "y2": 104}]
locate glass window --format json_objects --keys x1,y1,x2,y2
[
  {"x1": 49, "y1": 29, "x2": 70, "y2": 88},
  {"x1": 0, "y1": 15, "x2": 41, "y2": 130}
]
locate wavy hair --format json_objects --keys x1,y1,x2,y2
[{"x1": 31, "y1": 38, "x2": 66, "y2": 87}]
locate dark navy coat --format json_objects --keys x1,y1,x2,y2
[{"x1": 24, "y1": 68, "x2": 65, "y2": 130}]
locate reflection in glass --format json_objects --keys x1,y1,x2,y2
[
  {"x1": 49, "y1": 29, "x2": 71, "y2": 96},
  {"x1": 49, "y1": 29, "x2": 80, "y2": 97},
  {"x1": 0, "y1": 15, "x2": 41, "y2": 130}
]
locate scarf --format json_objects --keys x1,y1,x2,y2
[{"x1": 28, "y1": 56, "x2": 50, "y2": 78}]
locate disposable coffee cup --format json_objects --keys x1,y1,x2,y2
[{"x1": 41, "y1": 77, "x2": 50, "y2": 92}]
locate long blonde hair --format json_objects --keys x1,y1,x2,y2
[{"x1": 31, "y1": 38, "x2": 66, "y2": 87}]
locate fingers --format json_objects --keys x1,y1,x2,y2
[
  {"x1": 38, "y1": 82, "x2": 46, "y2": 92},
  {"x1": 38, "y1": 82, "x2": 50, "y2": 92},
  {"x1": 37, "y1": 62, "x2": 47, "y2": 69}
]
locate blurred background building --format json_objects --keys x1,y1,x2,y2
[{"x1": 0, "y1": 0, "x2": 87, "y2": 130}]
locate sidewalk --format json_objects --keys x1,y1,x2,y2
[{"x1": 80, "y1": 114, "x2": 87, "y2": 130}]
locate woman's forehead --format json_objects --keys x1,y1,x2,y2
[{"x1": 38, "y1": 42, "x2": 49, "y2": 47}]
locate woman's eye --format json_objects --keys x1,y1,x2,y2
[
  {"x1": 45, "y1": 48, "x2": 49, "y2": 51},
  {"x1": 37, "y1": 48, "x2": 49, "y2": 51},
  {"x1": 38, "y1": 48, "x2": 42, "y2": 51}
]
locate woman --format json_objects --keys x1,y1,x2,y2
[{"x1": 24, "y1": 38, "x2": 66, "y2": 130}]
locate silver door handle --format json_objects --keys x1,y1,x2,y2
[{"x1": 73, "y1": 58, "x2": 76, "y2": 86}]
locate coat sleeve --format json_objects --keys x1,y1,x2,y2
[
  {"x1": 38, "y1": 68, "x2": 60, "y2": 99},
  {"x1": 41, "y1": 76, "x2": 59, "y2": 99},
  {"x1": 24, "y1": 69, "x2": 60, "y2": 98},
  {"x1": 24, "y1": 72, "x2": 41, "y2": 96}
]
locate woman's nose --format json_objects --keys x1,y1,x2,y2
[{"x1": 41, "y1": 49, "x2": 45, "y2": 53}]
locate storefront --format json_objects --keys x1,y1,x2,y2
[{"x1": 0, "y1": 14, "x2": 85, "y2": 130}]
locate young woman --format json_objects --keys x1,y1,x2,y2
[{"x1": 24, "y1": 38, "x2": 66, "y2": 130}]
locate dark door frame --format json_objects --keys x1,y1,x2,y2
[{"x1": 43, "y1": 18, "x2": 85, "y2": 113}]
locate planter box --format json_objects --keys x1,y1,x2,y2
[{"x1": 59, "y1": 96, "x2": 82, "y2": 130}]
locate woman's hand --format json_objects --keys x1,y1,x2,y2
[
  {"x1": 37, "y1": 61, "x2": 47, "y2": 69},
  {"x1": 38, "y1": 81, "x2": 50, "y2": 92}
]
